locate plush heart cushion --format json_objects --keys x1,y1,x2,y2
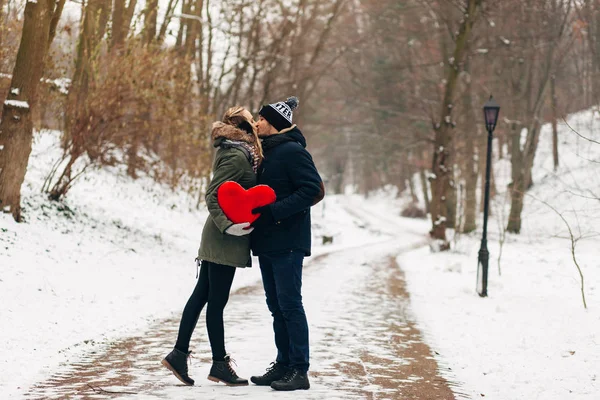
[{"x1": 217, "y1": 181, "x2": 277, "y2": 224}]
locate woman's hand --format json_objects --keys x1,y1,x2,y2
[{"x1": 225, "y1": 222, "x2": 254, "y2": 236}]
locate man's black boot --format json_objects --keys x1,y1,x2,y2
[
  {"x1": 162, "y1": 348, "x2": 194, "y2": 386},
  {"x1": 270, "y1": 368, "x2": 310, "y2": 391},
  {"x1": 207, "y1": 355, "x2": 248, "y2": 386},
  {"x1": 250, "y1": 362, "x2": 289, "y2": 386}
]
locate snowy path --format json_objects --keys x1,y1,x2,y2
[{"x1": 23, "y1": 200, "x2": 457, "y2": 400}]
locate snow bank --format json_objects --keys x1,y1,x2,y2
[{"x1": 398, "y1": 109, "x2": 600, "y2": 399}]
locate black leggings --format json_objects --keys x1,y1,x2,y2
[{"x1": 175, "y1": 260, "x2": 236, "y2": 361}]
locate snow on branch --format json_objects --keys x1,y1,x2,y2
[
  {"x1": 434, "y1": 216, "x2": 447, "y2": 226},
  {"x1": 43, "y1": 78, "x2": 71, "y2": 95},
  {"x1": 0, "y1": 73, "x2": 70, "y2": 95},
  {"x1": 4, "y1": 100, "x2": 30, "y2": 109}
]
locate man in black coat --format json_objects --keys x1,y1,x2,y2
[{"x1": 249, "y1": 96, "x2": 324, "y2": 391}]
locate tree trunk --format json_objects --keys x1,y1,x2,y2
[
  {"x1": 429, "y1": 0, "x2": 482, "y2": 248},
  {"x1": 507, "y1": 61, "x2": 552, "y2": 230},
  {"x1": 419, "y1": 167, "x2": 430, "y2": 214},
  {"x1": 479, "y1": 141, "x2": 485, "y2": 213},
  {"x1": 490, "y1": 154, "x2": 497, "y2": 200},
  {"x1": 446, "y1": 176, "x2": 457, "y2": 229},
  {"x1": 111, "y1": 0, "x2": 125, "y2": 49},
  {"x1": 0, "y1": 0, "x2": 4, "y2": 52},
  {"x1": 462, "y1": 68, "x2": 478, "y2": 233},
  {"x1": 591, "y1": 1, "x2": 600, "y2": 104},
  {"x1": 0, "y1": 0, "x2": 55, "y2": 221},
  {"x1": 506, "y1": 123, "x2": 524, "y2": 233},
  {"x1": 331, "y1": 152, "x2": 346, "y2": 195},
  {"x1": 48, "y1": 0, "x2": 66, "y2": 48},
  {"x1": 523, "y1": 119, "x2": 542, "y2": 190},
  {"x1": 111, "y1": 0, "x2": 135, "y2": 49},
  {"x1": 124, "y1": 0, "x2": 137, "y2": 37},
  {"x1": 507, "y1": 177, "x2": 525, "y2": 234},
  {"x1": 497, "y1": 131, "x2": 504, "y2": 159},
  {"x1": 551, "y1": 74, "x2": 559, "y2": 171},
  {"x1": 408, "y1": 167, "x2": 418, "y2": 204},
  {"x1": 175, "y1": 0, "x2": 188, "y2": 48},
  {"x1": 143, "y1": 0, "x2": 159, "y2": 45},
  {"x1": 132, "y1": 0, "x2": 160, "y2": 178},
  {"x1": 64, "y1": 0, "x2": 109, "y2": 135},
  {"x1": 158, "y1": 0, "x2": 179, "y2": 44},
  {"x1": 50, "y1": 0, "x2": 109, "y2": 200},
  {"x1": 126, "y1": 141, "x2": 139, "y2": 179},
  {"x1": 48, "y1": 147, "x2": 83, "y2": 200},
  {"x1": 463, "y1": 131, "x2": 478, "y2": 233}
]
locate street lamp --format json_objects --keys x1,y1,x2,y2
[{"x1": 477, "y1": 96, "x2": 500, "y2": 297}]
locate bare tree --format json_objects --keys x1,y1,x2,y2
[
  {"x1": 551, "y1": 74, "x2": 560, "y2": 171},
  {"x1": 48, "y1": 0, "x2": 110, "y2": 199},
  {"x1": 429, "y1": 0, "x2": 484, "y2": 249},
  {"x1": 111, "y1": 0, "x2": 136, "y2": 49},
  {"x1": 506, "y1": 0, "x2": 573, "y2": 233},
  {"x1": 0, "y1": 0, "x2": 64, "y2": 221}
]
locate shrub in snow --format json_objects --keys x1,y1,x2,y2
[{"x1": 401, "y1": 203, "x2": 427, "y2": 219}]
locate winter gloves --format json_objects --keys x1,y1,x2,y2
[
  {"x1": 251, "y1": 205, "x2": 275, "y2": 228},
  {"x1": 225, "y1": 222, "x2": 254, "y2": 236}
]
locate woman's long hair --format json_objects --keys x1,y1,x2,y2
[{"x1": 222, "y1": 106, "x2": 264, "y2": 162}]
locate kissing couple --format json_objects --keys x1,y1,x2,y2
[{"x1": 161, "y1": 96, "x2": 325, "y2": 391}]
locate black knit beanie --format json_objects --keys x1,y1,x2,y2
[{"x1": 258, "y1": 96, "x2": 299, "y2": 132}]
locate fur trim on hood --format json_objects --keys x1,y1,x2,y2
[{"x1": 211, "y1": 121, "x2": 256, "y2": 144}]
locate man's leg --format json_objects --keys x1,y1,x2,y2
[
  {"x1": 271, "y1": 251, "x2": 309, "y2": 373},
  {"x1": 259, "y1": 255, "x2": 290, "y2": 365}
]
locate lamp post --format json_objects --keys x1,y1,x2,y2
[{"x1": 477, "y1": 96, "x2": 500, "y2": 297}]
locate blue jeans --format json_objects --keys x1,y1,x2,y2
[{"x1": 259, "y1": 250, "x2": 309, "y2": 372}]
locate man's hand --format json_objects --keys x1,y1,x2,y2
[
  {"x1": 225, "y1": 222, "x2": 254, "y2": 236},
  {"x1": 251, "y1": 205, "x2": 275, "y2": 227}
]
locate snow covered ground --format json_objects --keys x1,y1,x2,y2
[
  {"x1": 0, "y1": 131, "x2": 208, "y2": 397},
  {"x1": 25, "y1": 224, "x2": 440, "y2": 400},
  {"x1": 0, "y1": 130, "x2": 414, "y2": 398},
  {"x1": 398, "y1": 109, "x2": 600, "y2": 399},
  {"x1": 1, "y1": 108, "x2": 599, "y2": 399}
]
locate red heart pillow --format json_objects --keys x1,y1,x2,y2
[{"x1": 217, "y1": 181, "x2": 277, "y2": 224}]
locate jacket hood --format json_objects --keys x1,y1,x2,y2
[
  {"x1": 211, "y1": 121, "x2": 257, "y2": 146},
  {"x1": 284, "y1": 126, "x2": 307, "y2": 148},
  {"x1": 261, "y1": 125, "x2": 307, "y2": 151}
]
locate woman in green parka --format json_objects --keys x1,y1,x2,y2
[{"x1": 162, "y1": 107, "x2": 263, "y2": 387}]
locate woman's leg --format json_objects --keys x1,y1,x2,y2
[
  {"x1": 205, "y1": 262, "x2": 236, "y2": 361},
  {"x1": 174, "y1": 261, "x2": 210, "y2": 353}
]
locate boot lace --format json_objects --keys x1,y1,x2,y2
[
  {"x1": 226, "y1": 356, "x2": 239, "y2": 377},
  {"x1": 263, "y1": 362, "x2": 278, "y2": 378},
  {"x1": 264, "y1": 362, "x2": 288, "y2": 379},
  {"x1": 280, "y1": 369, "x2": 297, "y2": 383},
  {"x1": 182, "y1": 351, "x2": 193, "y2": 374}
]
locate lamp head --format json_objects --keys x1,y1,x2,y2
[{"x1": 483, "y1": 96, "x2": 500, "y2": 132}]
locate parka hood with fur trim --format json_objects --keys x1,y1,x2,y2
[{"x1": 211, "y1": 121, "x2": 256, "y2": 146}]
